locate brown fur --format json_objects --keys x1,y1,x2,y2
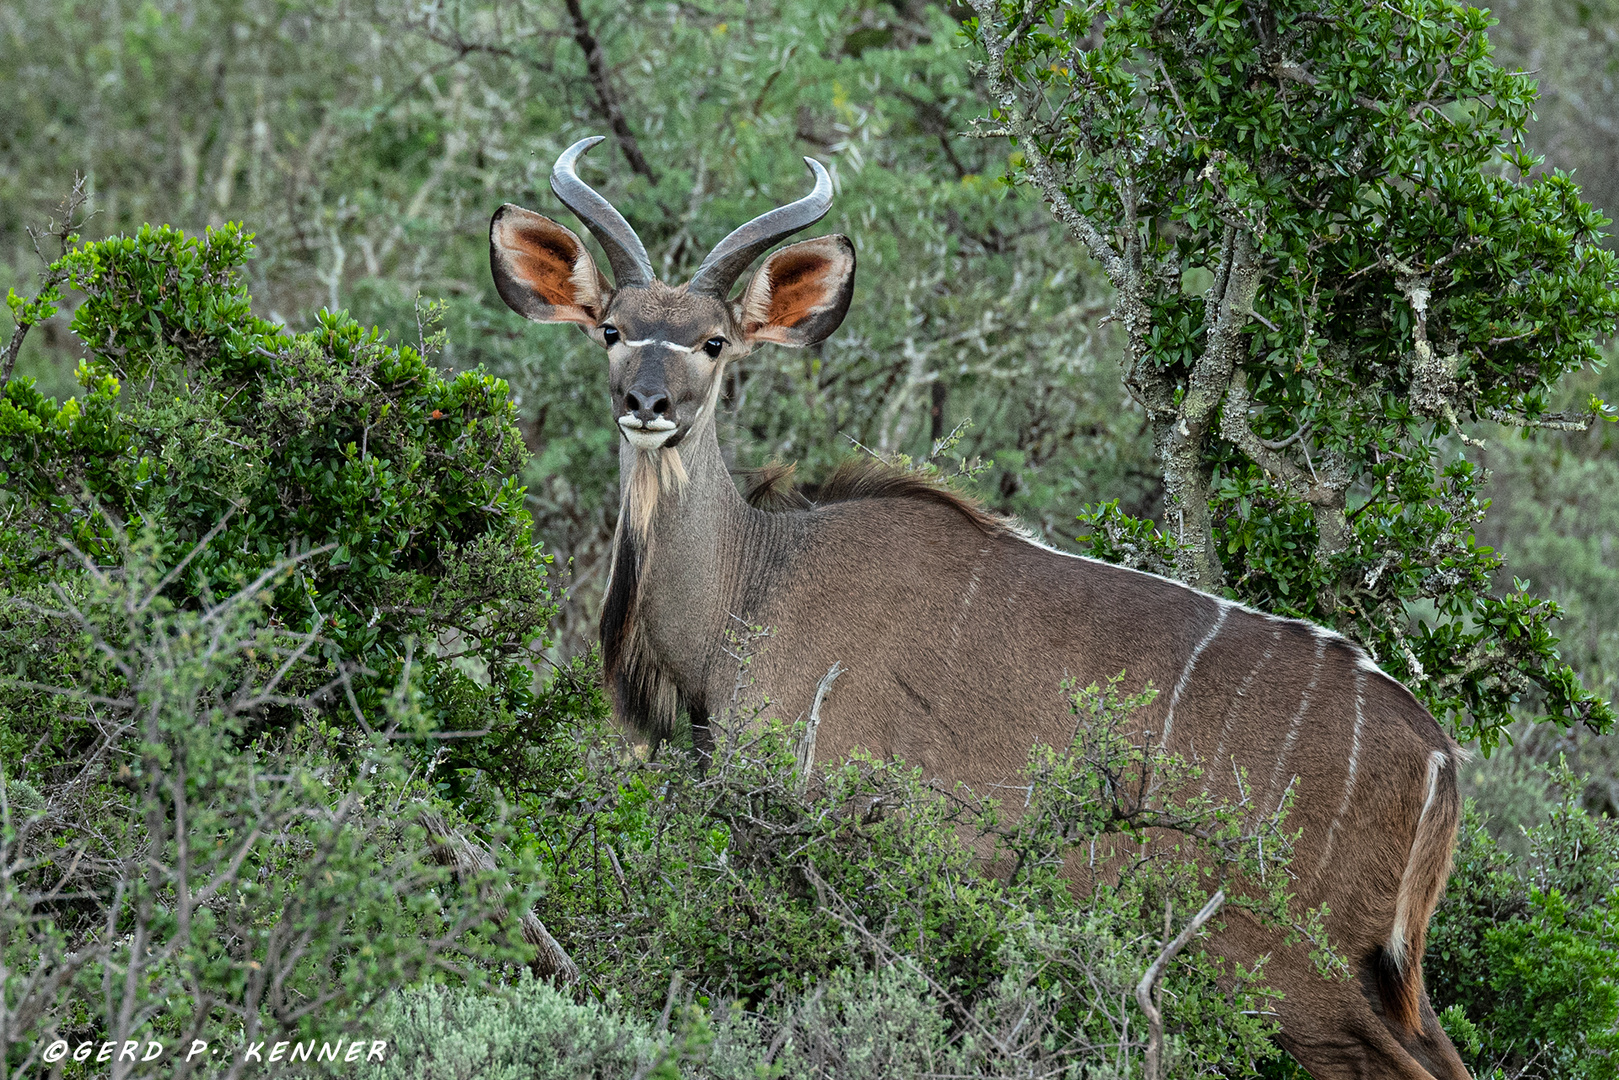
[
  {"x1": 741, "y1": 237, "x2": 856, "y2": 346},
  {"x1": 1381, "y1": 751, "x2": 1460, "y2": 1035},
  {"x1": 491, "y1": 170, "x2": 1472, "y2": 1080},
  {"x1": 488, "y1": 206, "x2": 605, "y2": 324},
  {"x1": 746, "y1": 250, "x2": 829, "y2": 329},
  {"x1": 740, "y1": 462, "x2": 813, "y2": 512}
]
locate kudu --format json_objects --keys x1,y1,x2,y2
[{"x1": 490, "y1": 136, "x2": 1470, "y2": 1080}]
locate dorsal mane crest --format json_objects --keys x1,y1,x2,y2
[{"x1": 740, "y1": 458, "x2": 1014, "y2": 536}]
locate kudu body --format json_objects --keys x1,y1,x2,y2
[{"x1": 491, "y1": 137, "x2": 1470, "y2": 1080}]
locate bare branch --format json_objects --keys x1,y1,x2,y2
[
  {"x1": 1271, "y1": 59, "x2": 1382, "y2": 113},
  {"x1": 563, "y1": 0, "x2": 658, "y2": 183},
  {"x1": 421, "y1": 810, "x2": 579, "y2": 985},
  {"x1": 2, "y1": 177, "x2": 93, "y2": 394},
  {"x1": 795, "y1": 661, "x2": 842, "y2": 795},
  {"x1": 1136, "y1": 890, "x2": 1226, "y2": 1080}
]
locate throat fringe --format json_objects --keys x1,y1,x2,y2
[{"x1": 627, "y1": 446, "x2": 690, "y2": 542}]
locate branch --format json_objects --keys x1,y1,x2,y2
[
  {"x1": 1136, "y1": 890, "x2": 1226, "y2": 1080},
  {"x1": 1186, "y1": 228, "x2": 1261, "y2": 431},
  {"x1": 0, "y1": 311, "x2": 31, "y2": 393},
  {"x1": 3, "y1": 177, "x2": 93, "y2": 394},
  {"x1": 563, "y1": 0, "x2": 658, "y2": 183},
  {"x1": 795, "y1": 661, "x2": 842, "y2": 796},
  {"x1": 1221, "y1": 368, "x2": 1356, "y2": 560},
  {"x1": 966, "y1": 1, "x2": 1139, "y2": 316},
  {"x1": 1160, "y1": 227, "x2": 1263, "y2": 587},
  {"x1": 1270, "y1": 59, "x2": 1382, "y2": 113},
  {"x1": 1220, "y1": 370, "x2": 1344, "y2": 507},
  {"x1": 1397, "y1": 271, "x2": 1484, "y2": 446},
  {"x1": 1482, "y1": 404, "x2": 1610, "y2": 432},
  {"x1": 420, "y1": 810, "x2": 579, "y2": 985}
]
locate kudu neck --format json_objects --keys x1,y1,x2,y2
[{"x1": 614, "y1": 394, "x2": 769, "y2": 701}]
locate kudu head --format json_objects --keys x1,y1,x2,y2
[{"x1": 490, "y1": 137, "x2": 856, "y2": 466}]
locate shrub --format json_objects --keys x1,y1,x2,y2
[
  {"x1": 342, "y1": 978, "x2": 663, "y2": 1080},
  {"x1": 0, "y1": 221, "x2": 581, "y2": 1075},
  {"x1": 0, "y1": 535, "x2": 537, "y2": 1079},
  {"x1": 1, "y1": 222, "x2": 571, "y2": 811},
  {"x1": 520, "y1": 674, "x2": 1310, "y2": 1078},
  {"x1": 1429, "y1": 762, "x2": 1619, "y2": 1079},
  {"x1": 971, "y1": 0, "x2": 1619, "y2": 751}
]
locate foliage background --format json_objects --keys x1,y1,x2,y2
[
  {"x1": 3, "y1": 0, "x2": 1619, "y2": 1076},
  {"x1": 0, "y1": 0, "x2": 1157, "y2": 657}
]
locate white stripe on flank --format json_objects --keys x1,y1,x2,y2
[
  {"x1": 1388, "y1": 750, "x2": 1448, "y2": 972},
  {"x1": 1315, "y1": 666, "x2": 1367, "y2": 876},
  {"x1": 947, "y1": 549, "x2": 990, "y2": 652},
  {"x1": 1160, "y1": 604, "x2": 1229, "y2": 745},
  {"x1": 1268, "y1": 634, "x2": 1327, "y2": 800},
  {"x1": 1008, "y1": 531, "x2": 1419, "y2": 697},
  {"x1": 1213, "y1": 625, "x2": 1282, "y2": 762}
]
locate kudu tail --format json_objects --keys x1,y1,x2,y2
[{"x1": 1377, "y1": 749, "x2": 1460, "y2": 1035}]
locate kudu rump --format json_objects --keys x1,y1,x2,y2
[{"x1": 491, "y1": 137, "x2": 1470, "y2": 1080}]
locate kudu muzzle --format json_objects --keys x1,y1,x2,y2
[{"x1": 617, "y1": 346, "x2": 684, "y2": 449}]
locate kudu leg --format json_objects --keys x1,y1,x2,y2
[
  {"x1": 1389, "y1": 989, "x2": 1472, "y2": 1080},
  {"x1": 1211, "y1": 920, "x2": 1454, "y2": 1080},
  {"x1": 1270, "y1": 974, "x2": 1447, "y2": 1080}
]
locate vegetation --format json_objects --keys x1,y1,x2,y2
[
  {"x1": 2, "y1": 0, "x2": 1618, "y2": 1076},
  {"x1": 0, "y1": 538, "x2": 537, "y2": 1079},
  {"x1": 1428, "y1": 765, "x2": 1619, "y2": 1079},
  {"x1": 970, "y1": 0, "x2": 1618, "y2": 749}
]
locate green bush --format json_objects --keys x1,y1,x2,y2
[
  {"x1": 521, "y1": 675, "x2": 1305, "y2": 1078},
  {"x1": 1429, "y1": 763, "x2": 1619, "y2": 1079},
  {"x1": 345, "y1": 978, "x2": 664, "y2": 1080},
  {"x1": 1, "y1": 222, "x2": 572, "y2": 809},
  {"x1": 973, "y1": 0, "x2": 1619, "y2": 751},
  {"x1": 303, "y1": 967, "x2": 968, "y2": 1080},
  {"x1": 0, "y1": 535, "x2": 538, "y2": 1078},
  {"x1": 291, "y1": 674, "x2": 1304, "y2": 1078},
  {"x1": 0, "y1": 224, "x2": 582, "y2": 1074}
]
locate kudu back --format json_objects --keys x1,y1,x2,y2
[{"x1": 491, "y1": 137, "x2": 1471, "y2": 1080}]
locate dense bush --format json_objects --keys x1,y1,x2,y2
[
  {"x1": 0, "y1": 221, "x2": 585, "y2": 809},
  {"x1": 1429, "y1": 764, "x2": 1619, "y2": 1079},
  {"x1": 972, "y1": 0, "x2": 1619, "y2": 750},
  {"x1": 0, "y1": 224, "x2": 572, "y2": 1075},
  {"x1": 511, "y1": 673, "x2": 1316, "y2": 1078},
  {"x1": 313, "y1": 960, "x2": 1239, "y2": 1080},
  {"x1": 0, "y1": 537, "x2": 538, "y2": 1079}
]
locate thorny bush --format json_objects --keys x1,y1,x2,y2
[
  {"x1": 0, "y1": 533, "x2": 540, "y2": 1080},
  {"x1": 521, "y1": 671, "x2": 1327, "y2": 1078}
]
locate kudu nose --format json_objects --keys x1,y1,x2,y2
[{"x1": 624, "y1": 388, "x2": 672, "y2": 424}]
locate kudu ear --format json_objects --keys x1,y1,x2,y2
[
  {"x1": 737, "y1": 235, "x2": 855, "y2": 348},
  {"x1": 489, "y1": 204, "x2": 611, "y2": 326}
]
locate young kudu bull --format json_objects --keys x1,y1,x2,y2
[{"x1": 490, "y1": 136, "x2": 1470, "y2": 1080}]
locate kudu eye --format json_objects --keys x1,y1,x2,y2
[
  {"x1": 601, "y1": 325, "x2": 621, "y2": 346},
  {"x1": 703, "y1": 337, "x2": 726, "y2": 358}
]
